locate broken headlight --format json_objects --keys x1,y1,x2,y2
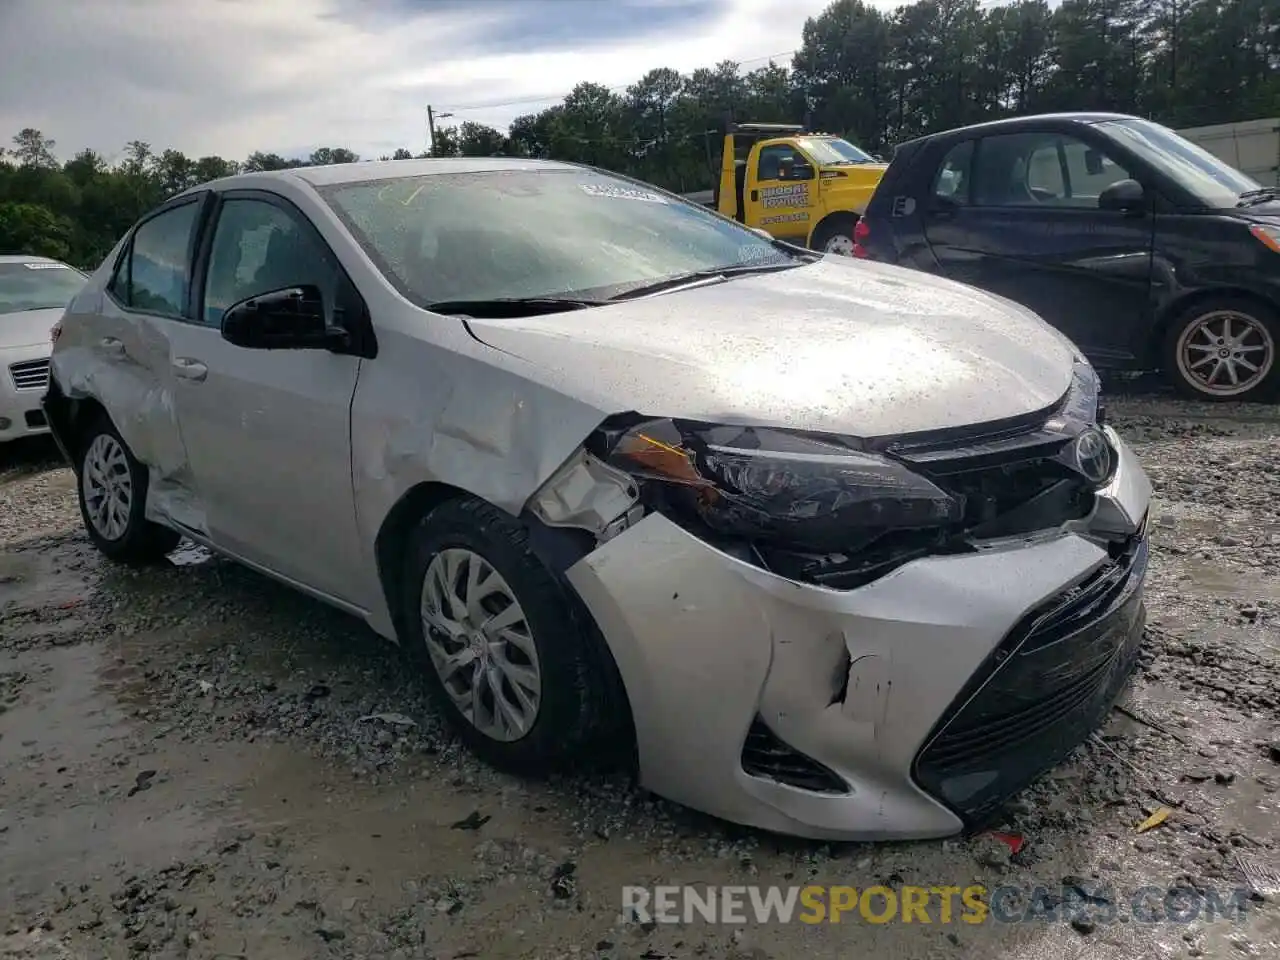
[{"x1": 591, "y1": 418, "x2": 963, "y2": 551}]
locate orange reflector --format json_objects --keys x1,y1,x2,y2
[{"x1": 1249, "y1": 224, "x2": 1280, "y2": 254}]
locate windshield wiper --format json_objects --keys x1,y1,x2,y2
[
  {"x1": 1237, "y1": 187, "x2": 1279, "y2": 206},
  {"x1": 608, "y1": 260, "x2": 806, "y2": 301},
  {"x1": 426, "y1": 296, "x2": 606, "y2": 318}
]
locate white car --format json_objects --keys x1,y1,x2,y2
[{"x1": 1, "y1": 255, "x2": 85, "y2": 443}]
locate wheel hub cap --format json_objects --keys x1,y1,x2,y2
[
  {"x1": 82, "y1": 433, "x2": 133, "y2": 541},
  {"x1": 419, "y1": 548, "x2": 542, "y2": 742},
  {"x1": 1175, "y1": 309, "x2": 1274, "y2": 397}
]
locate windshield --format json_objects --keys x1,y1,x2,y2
[
  {"x1": 319, "y1": 169, "x2": 798, "y2": 306},
  {"x1": 0, "y1": 261, "x2": 85, "y2": 316},
  {"x1": 796, "y1": 137, "x2": 875, "y2": 166},
  {"x1": 1094, "y1": 118, "x2": 1261, "y2": 207}
]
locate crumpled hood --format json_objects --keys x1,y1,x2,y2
[
  {"x1": 0, "y1": 307, "x2": 63, "y2": 350},
  {"x1": 465, "y1": 258, "x2": 1078, "y2": 438}
]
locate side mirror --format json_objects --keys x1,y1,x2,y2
[
  {"x1": 1098, "y1": 178, "x2": 1145, "y2": 213},
  {"x1": 220, "y1": 285, "x2": 350, "y2": 351},
  {"x1": 790, "y1": 162, "x2": 815, "y2": 181}
]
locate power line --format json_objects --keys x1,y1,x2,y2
[{"x1": 437, "y1": 49, "x2": 798, "y2": 115}]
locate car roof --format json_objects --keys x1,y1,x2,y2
[
  {"x1": 182, "y1": 156, "x2": 584, "y2": 197},
  {"x1": 899, "y1": 112, "x2": 1142, "y2": 149},
  {"x1": 0, "y1": 254, "x2": 65, "y2": 265}
]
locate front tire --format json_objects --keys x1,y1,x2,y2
[
  {"x1": 76, "y1": 414, "x2": 181, "y2": 563},
  {"x1": 400, "y1": 496, "x2": 616, "y2": 774},
  {"x1": 1163, "y1": 297, "x2": 1280, "y2": 401},
  {"x1": 812, "y1": 214, "x2": 858, "y2": 257}
]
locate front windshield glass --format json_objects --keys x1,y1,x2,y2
[
  {"x1": 319, "y1": 169, "x2": 798, "y2": 306},
  {"x1": 0, "y1": 261, "x2": 86, "y2": 316},
  {"x1": 1094, "y1": 118, "x2": 1261, "y2": 208},
  {"x1": 796, "y1": 137, "x2": 875, "y2": 165}
]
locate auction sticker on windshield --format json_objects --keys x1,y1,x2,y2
[{"x1": 579, "y1": 183, "x2": 668, "y2": 203}]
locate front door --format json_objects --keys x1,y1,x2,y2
[
  {"x1": 166, "y1": 190, "x2": 367, "y2": 605},
  {"x1": 745, "y1": 143, "x2": 815, "y2": 244},
  {"x1": 922, "y1": 129, "x2": 1156, "y2": 364}
]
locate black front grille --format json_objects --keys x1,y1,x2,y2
[
  {"x1": 891, "y1": 425, "x2": 1095, "y2": 538},
  {"x1": 756, "y1": 426, "x2": 1097, "y2": 590},
  {"x1": 741, "y1": 717, "x2": 848, "y2": 795},
  {"x1": 913, "y1": 533, "x2": 1148, "y2": 826}
]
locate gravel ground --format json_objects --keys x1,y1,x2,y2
[{"x1": 1, "y1": 388, "x2": 1278, "y2": 960}]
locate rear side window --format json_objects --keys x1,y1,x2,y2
[
  {"x1": 933, "y1": 141, "x2": 973, "y2": 204},
  {"x1": 110, "y1": 201, "x2": 200, "y2": 318}
]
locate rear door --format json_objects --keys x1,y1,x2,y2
[
  {"x1": 920, "y1": 127, "x2": 1156, "y2": 363},
  {"x1": 94, "y1": 196, "x2": 209, "y2": 531},
  {"x1": 744, "y1": 142, "x2": 815, "y2": 243},
  {"x1": 166, "y1": 189, "x2": 368, "y2": 604}
]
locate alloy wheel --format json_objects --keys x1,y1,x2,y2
[
  {"x1": 419, "y1": 547, "x2": 542, "y2": 742},
  {"x1": 1175, "y1": 309, "x2": 1275, "y2": 397},
  {"x1": 81, "y1": 433, "x2": 133, "y2": 541}
]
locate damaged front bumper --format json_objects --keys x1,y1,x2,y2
[{"x1": 564, "y1": 426, "x2": 1151, "y2": 841}]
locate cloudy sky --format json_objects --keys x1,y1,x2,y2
[{"x1": 0, "y1": 0, "x2": 903, "y2": 165}]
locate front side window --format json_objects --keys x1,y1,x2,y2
[
  {"x1": 972, "y1": 132, "x2": 1133, "y2": 209},
  {"x1": 202, "y1": 198, "x2": 341, "y2": 325},
  {"x1": 1095, "y1": 117, "x2": 1260, "y2": 208},
  {"x1": 124, "y1": 202, "x2": 200, "y2": 317},
  {"x1": 757, "y1": 144, "x2": 811, "y2": 182},
  {"x1": 0, "y1": 261, "x2": 86, "y2": 316},
  {"x1": 319, "y1": 169, "x2": 798, "y2": 308}
]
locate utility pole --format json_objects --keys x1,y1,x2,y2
[{"x1": 426, "y1": 105, "x2": 455, "y2": 156}]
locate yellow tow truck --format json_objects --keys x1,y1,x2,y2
[{"x1": 684, "y1": 122, "x2": 888, "y2": 255}]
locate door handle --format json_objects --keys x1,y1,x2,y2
[
  {"x1": 99, "y1": 337, "x2": 125, "y2": 357},
  {"x1": 173, "y1": 357, "x2": 208, "y2": 382},
  {"x1": 751, "y1": 189, "x2": 759, "y2": 201}
]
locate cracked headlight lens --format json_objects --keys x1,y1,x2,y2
[{"x1": 595, "y1": 418, "x2": 963, "y2": 550}]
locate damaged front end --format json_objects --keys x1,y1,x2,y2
[
  {"x1": 538, "y1": 360, "x2": 1115, "y2": 587},
  {"x1": 529, "y1": 361, "x2": 1150, "y2": 840}
]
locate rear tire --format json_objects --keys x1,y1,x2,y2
[
  {"x1": 1162, "y1": 297, "x2": 1280, "y2": 402},
  {"x1": 75, "y1": 414, "x2": 180, "y2": 563},
  {"x1": 400, "y1": 496, "x2": 620, "y2": 775},
  {"x1": 812, "y1": 213, "x2": 858, "y2": 257}
]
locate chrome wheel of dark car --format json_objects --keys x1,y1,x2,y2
[{"x1": 1166, "y1": 300, "x2": 1280, "y2": 402}]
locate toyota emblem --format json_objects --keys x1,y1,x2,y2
[{"x1": 1073, "y1": 427, "x2": 1114, "y2": 485}]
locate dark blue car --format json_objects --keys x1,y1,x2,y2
[{"x1": 856, "y1": 113, "x2": 1280, "y2": 402}]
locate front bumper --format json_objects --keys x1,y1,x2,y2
[
  {"x1": 565, "y1": 427, "x2": 1151, "y2": 841},
  {"x1": 0, "y1": 345, "x2": 51, "y2": 443}
]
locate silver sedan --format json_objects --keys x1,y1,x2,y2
[{"x1": 43, "y1": 158, "x2": 1151, "y2": 840}]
